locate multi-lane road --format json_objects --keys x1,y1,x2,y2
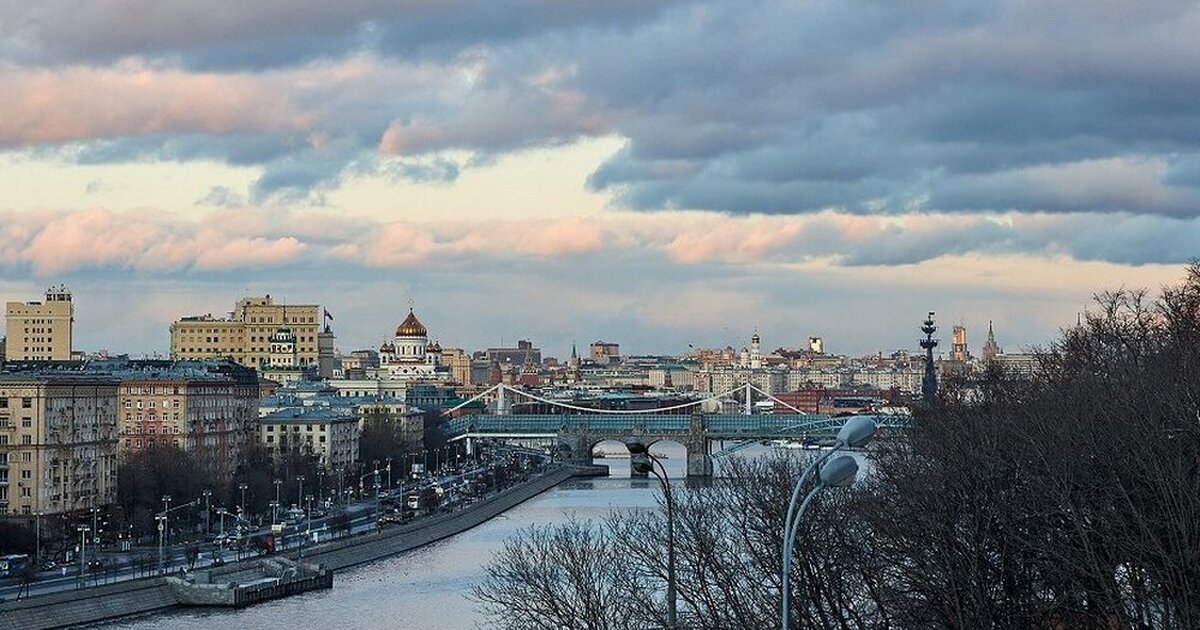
[{"x1": 0, "y1": 450, "x2": 549, "y2": 601}]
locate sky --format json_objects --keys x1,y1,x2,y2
[{"x1": 1, "y1": 0, "x2": 1195, "y2": 359}]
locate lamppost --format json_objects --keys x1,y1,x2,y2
[
  {"x1": 77, "y1": 525, "x2": 90, "y2": 589},
  {"x1": 238, "y1": 482, "x2": 248, "y2": 517},
  {"x1": 159, "y1": 495, "x2": 171, "y2": 573},
  {"x1": 34, "y1": 511, "x2": 43, "y2": 568},
  {"x1": 626, "y1": 440, "x2": 676, "y2": 629},
  {"x1": 273, "y1": 479, "x2": 282, "y2": 516},
  {"x1": 336, "y1": 466, "x2": 345, "y2": 506},
  {"x1": 385, "y1": 458, "x2": 393, "y2": 491},
  {"x1": 317, "y1": 470, "x2": 325, "y2": 507},
  {"x1": 296, "y1": 475, "x2": 305, "y2": 513},
  {"x1": 780, "y1": 416, "x2": 876, "y2": 630},
  {"x1": 373, "y1": 468, "x2": 381, "y2": 525},
  {"x1": 299, "y1": 493, "x2": 313, "y2": 573},
  {"x1": 201, "y1": 489, "x2": 212, "y2": 537}
]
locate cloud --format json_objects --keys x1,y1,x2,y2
[
  {"x1": 2, "y1": 206, "x2": 1198, "y2": 280},
  {"x1": 7, "y1": 1, "x2": 1200, "y2": 217},
  {"x1": 195, "y1": 185, "x2": 245, "y2": 207}
]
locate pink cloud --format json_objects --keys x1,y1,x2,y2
[
  {"x1": 0, "y1": 62, "x2": 298, "y2": 146},
  {"x1": 193, "y1": 235, "x2": 306, "y2": 270}
]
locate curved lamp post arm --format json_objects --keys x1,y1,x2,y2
[
  {"x1": 644, "y1": 455, "x2": 677, "y2": 630},
  {"x1": 780, "y1": 440, "x2": 843, "y2": 608},
  {"x1": 781, "y1": 481, "x2": 826, "y2": 629}
]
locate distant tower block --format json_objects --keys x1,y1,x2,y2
[
  {"x1": 981, "y1": 321, "x2": 1001, "y2": 363},
  {"x1": 950, "y1": 325, "x2": 968, "y2": 362},
  {"x1": 750, "y1": 331, "x2": 762, "y2": 369},
  {"x1": 808, "y1": 336, "x2": 824, "y2": 354}
]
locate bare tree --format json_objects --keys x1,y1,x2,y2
[{"x1": 475, "y1": 264, "x2": 1200, "y2": 629}]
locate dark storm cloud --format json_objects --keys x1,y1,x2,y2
[
  {"x1": 6, "y1": 0, "x2": 1200, "y2": 232},
  {"x1": 2, "y1": 1, "x2": 678, "y2": 69}
]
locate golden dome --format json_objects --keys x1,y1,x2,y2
[{"x1": 395, "y1": 309, "x2": 427, "y2": 338}]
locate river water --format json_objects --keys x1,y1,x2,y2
[{"x1": 105, "y1": 442, "x2": 704, "y2": 630}]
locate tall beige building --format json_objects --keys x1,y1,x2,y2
[
  {"x1": 5, "y1": 286, "x2": 74, "y2": 361},
  {"x1": 169, "y1": 295, "x2": 335, "y2": 377},
  {"x1": 0, "y1": 375, "x2": 120, "y2": 516}
]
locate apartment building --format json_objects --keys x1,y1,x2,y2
[
  {"x1": 116, "y1": 361, "x2": 258, "y2": 480},
  {"x1": 0, "y1": 375, "x2": 119, "y2": 516},
  {"x1": 5, "y1": 286, "x2": 74, "y2": 361},
  {"x1": 258, "y1": 407, "x2": 359, "y2": 472}
]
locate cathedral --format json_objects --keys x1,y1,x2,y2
[{"x1": 376, "y1": 308, "x2": 448, "y2": 380}]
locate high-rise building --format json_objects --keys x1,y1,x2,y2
[
  {"x1": 5, "y1": 286, "x2": 74, "y2": 361},
  {"x1": 169, "y1": 295, "x2": 334, "y2": 376},
  {"x1": 590, "y1": 341, "x2": 620, "y2": 365},
  {"x1": 0, "y1": 374, "x2": 120, "y2": 516},
  {"x1": 981, "y1": 321, "x2": 1001, "y2": 363},
  {"x1": 950, "y1": 325, "x2": 969, "y2": 362}
]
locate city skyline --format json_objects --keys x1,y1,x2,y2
[
  {"x1": 0, "y1": 272, "x2": 1171, "y2": 360},
  {"x1": 2, "y1": 2, "x2": 1194, "y2": 362}
]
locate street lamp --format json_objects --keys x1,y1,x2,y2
[
  {"x1": 780, "y1": 415, "x2": 875, "y2": 630},
  {"x1": 34, "y1": 511, "x2": 43, "y2": 568},
  {"x1": 317, "y1": 470, "x2": 325, "y2": 507},
  {"x1": 273, "y1": 479, "x2": 282, "y2": 513},
  {"x1": 238, "y1": 482, "x2": 248, "y2": 516},
  {"x1": 202, "y1": 489, "x2": 212, "y2": 537},
  {"x1": 626, "y1": 439, "x2": 677, "y2": 629},
  {"x1": 296, "y1": 475, "x2": 305, "y2": 512},
  {"x1": 159, "y1": 496, "x2": 171, "y2": 573},
  {"x1": 76, "y1": 525, "x2": 91, "y2": 588}
]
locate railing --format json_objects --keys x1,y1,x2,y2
[{"x1": 447, "y1": 412, "x2": 910, "y2": 437}]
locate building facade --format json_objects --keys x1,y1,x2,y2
[
  {"x1": 5, "y1": 286, "x2": 74, "y2": 361},
  {"x1": 258, "y1": 408, "x2": 359, "y2": 472},
  {"x1": 590, "y1": 341, "x2": 620, "y2": 365},
  {"x1": 169, "y1": 295, "x2": 334, "y2": 377},
  {"x1": 116, "y1": 361, "x2": 258, "y2": 480},
  {"x1": 0, "y1": 375, "x2": 119, "y2": 516}
]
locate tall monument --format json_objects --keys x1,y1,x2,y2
[{"x1": 920, "y1": 312, "x2": 939, "y2": 403}]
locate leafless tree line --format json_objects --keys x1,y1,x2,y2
[{"x1": 473, "y1": 264, "x2": 1200, "y2": 629}]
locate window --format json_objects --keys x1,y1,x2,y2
[
  {"x1": 21, "y1": 435, "x2": 32, "y2": 445},
  {"x1": 21, "y1": 418, "x2": 31, "y2": 428},
  {"x1": 20, "y1": 469, "x2": 31, "y2": 480},
  {"x1": 21, "y1": 397, "x2": 32, "y2": 409},
  {"x1": 21, "y1": 451, "x2": 31, "y2": 462},
  {"x1": 0, "y1": 398, "x2": 7, "y2": 408}
]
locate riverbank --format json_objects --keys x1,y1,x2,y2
[{"x1": 0, "y1": 466, "x2": 598, "y2": 630}]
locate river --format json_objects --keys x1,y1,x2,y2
[{"x1": 104, "y1": 442, "x2": 706, "y2": 630}]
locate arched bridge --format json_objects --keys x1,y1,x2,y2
[{"x1": 444, "y1": 384, "x2": 911, "y2": 476}]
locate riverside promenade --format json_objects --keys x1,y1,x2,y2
[{"x1": 0, "y1": 465, "x2": 595, "y2": 630}]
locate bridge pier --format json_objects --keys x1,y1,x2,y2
[
  {"x1": 630, "y1": 460, "x2": 649, "y2": 478},
  {"x1": 686, "y1": 448, "x2": 713, "y2": 477}
]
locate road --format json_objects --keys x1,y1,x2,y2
[{"x1": 0, "y1": 450, "x2": 550, "y2": 601}]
